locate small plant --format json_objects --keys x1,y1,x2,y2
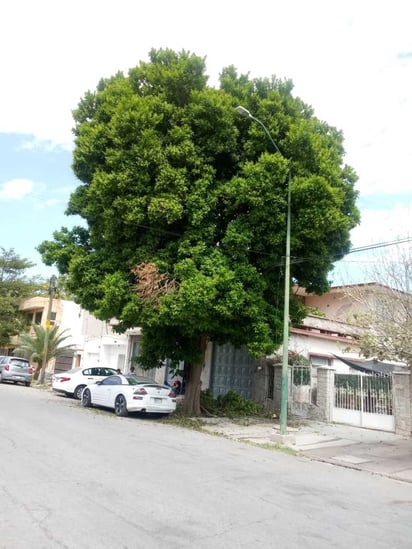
[{"x1": 200, "y1": 389, "x2": 268, "y2": 418}]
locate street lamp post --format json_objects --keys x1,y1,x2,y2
[
  {"x1": 39, "y1": 275, "x2": 58, "y2": 385},
  {"x1": 236, "y1": 106, "x2": 291, "y2": 434}
]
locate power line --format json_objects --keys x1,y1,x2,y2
[
  {"x1": 348, "y1": 237, "x2": 412, "y2": 254},
  {"x1": 128, "y1": 220, "x2": 411, "y2": 267},
  {"x1": 274, "y1": 237, "x2": 412, "y2": 268}
]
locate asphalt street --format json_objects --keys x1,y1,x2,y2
[{"x1": 1, "y1": 383, "x2": 411, "y2": 549}]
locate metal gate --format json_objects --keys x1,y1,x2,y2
[
  {"x1": 290, "y1": 365, "x2": 312, "y2": 416},
  {"x1": 333, "y1": 373, "x2": 394, "y2": 431},
  {"x1": 210, "y1": 343, "x2": 255, "y2": 399}
]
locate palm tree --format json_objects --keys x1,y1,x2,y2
[{"x1": 16, "y1": 325, "x2": 76, "y2": 384}]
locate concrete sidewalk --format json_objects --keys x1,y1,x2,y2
[{"x1": 200, "y1": 418, "x2": 412, "y2": 483}]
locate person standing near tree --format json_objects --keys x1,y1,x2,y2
[{"x1": 171, "y1": 378, "x2": 182, "y2": 395}]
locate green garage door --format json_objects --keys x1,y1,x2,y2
[{"x1": 210, "y1": 343, "x2": 255, "y2": 399}]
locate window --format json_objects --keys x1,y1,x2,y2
[
  {"x1": 102, "y1": 368, "x2": 117, "y2": 376},
  {"x1": 310, "y1": 355, "x2": 331, "y2": 367},
  {"x1": 101, "y1": 376, "x2": 121, "y2": 385},
  {"x1": 10, "y1": 358, "x2": 29, "y2": 368},
  {"x1": 93, "y1": 368, "x2": 116, "y2": 376},
  {"x1": 310, "y1": 356, "x2": 331, "y2": 387},
  {"x1": 34, "y1": 312, "x2": 42, "y2": 325}
]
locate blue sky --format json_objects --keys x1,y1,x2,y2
[{"x1": 1, "y1": 0, "x2": 411, "y2": 284}]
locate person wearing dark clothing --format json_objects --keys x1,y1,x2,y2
[{"x1": 171, "y1": 379, "x2": 182, "y2": 395}]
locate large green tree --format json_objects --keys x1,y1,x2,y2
[
  {"x1": 0, "y1": 247, "x2": 37, "y2": 347},
  {"x1": 38, "y1": 49, "x2": 359, "y2": 414}
]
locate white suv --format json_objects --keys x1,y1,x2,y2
[{"x1": 52, "y1": 367, "x2": 117, "y2": 399}]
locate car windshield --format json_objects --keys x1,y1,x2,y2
[{"x1": 124, "y1": 375, "x2": 156, "y2": 385}]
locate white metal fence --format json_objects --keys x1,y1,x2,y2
[
  {"x1": 334, "y1": 373, "x2": 392, "y2": 414},
  {"x1": 333, "y1": 372, "x2": 394, "y2": 431}
]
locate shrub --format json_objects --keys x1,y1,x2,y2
[{"x1": 200, "y1": 389, "x2": 267, "y2": 418}]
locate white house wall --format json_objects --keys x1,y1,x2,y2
[
  {"x1": 60, "y1": 300, "x2": 84, "y2": 347},
  {"x1": 19, "y1": 296, "x2": 130, "y2": 372},
  {"x1": 82, "y1": 335, "x2": 127, "y2": 370},
  {"x1": 287, "y1": 332, "x2": 360, "y2": 373}
]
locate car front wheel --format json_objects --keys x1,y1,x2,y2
[
  {"x1": 74, "y1": 385, "x2": 86, "y2": 400},
  {"x1": 114, "y1": 395, "x2": 128, "y2": 417},
  {"x1": 82, "y1": 388, "x2": 92, "y2": 408}
]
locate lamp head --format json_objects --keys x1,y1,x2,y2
[{"x1": 235, "y1": 105, "x2": 252, "y2": 118}]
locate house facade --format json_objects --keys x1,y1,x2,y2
[
  {"x1": 16, "y1": 283, "x2": 407, "y2": 395},
  {"x1": 18, "y1": 296, "x2": 128, "y2": 374},
  {"x1": 14, "y1": 284, "x2": 410, "y2": 434},
  {"x1": 13, "y1": 284, "x2": 368, "y2": 384}
]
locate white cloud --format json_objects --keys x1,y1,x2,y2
[
  {"x1": 0, "y1": 178, "x2": 33, "y2": 200},
  {"x1": 18, "y1": 137, "x2": 72, "y2": 153}
]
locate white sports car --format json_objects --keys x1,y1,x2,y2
[{"x1": 81, "y1": 374, "x2": 177, "y2": 417}]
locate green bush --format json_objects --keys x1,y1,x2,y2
[{"x1": 200, "y1": 389, "x2": 266, "y2": 418}]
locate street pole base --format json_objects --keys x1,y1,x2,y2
[{"x1": 270, "y1": 432, "x2": 296, "y2": 445}]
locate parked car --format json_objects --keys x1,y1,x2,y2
[
  {"x1": 0, "y1": 356, "x2": 33, "y2": 386},
  {"x1": 52, "y1": 367, "x2": 118, "y2": 399},
  {"x1": 81, "y1": 375, "x2": 177, "y2": 417}
]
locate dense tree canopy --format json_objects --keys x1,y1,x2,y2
[
  {"x1": 38, "y1": 49, "x2": 359, "y2": 414},
  {"x1": 0, "y1": 248, "x2": 37, "y2": 347}
]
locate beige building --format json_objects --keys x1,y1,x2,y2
[{"x1": 18, "y1": 296, "x2": 128, "y2": 374}]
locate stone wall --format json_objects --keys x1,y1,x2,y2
[
  {"x1": 392, "y1": 371, "x2": 411, "y2": 436},
  {"x1": 309, "y1": 367, "x2": 334, "y2": 422}
]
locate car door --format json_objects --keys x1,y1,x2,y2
[
  {"x1": 78, "y1": 368, "x2": 98, "y2": 391},
  {"x1": 97, "y1": 376, "x2": 122, "y2": 407}
]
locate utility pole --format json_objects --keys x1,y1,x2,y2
[
  {"x1": 235, "y1": 106, "x2": 291, "y2": 433},
  {"x1": 39, "y1": 275, "x2": 57, "y2": 385}
]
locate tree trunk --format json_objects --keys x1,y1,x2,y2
[
  {"x1": 38, "y1": 360, "x2": 47, "y2": 385},
  {"x1": 182, "y1": 335, "x2": 208, "y2": 416},
  {"x1": 33, "y1": 363, "x2": 41, "y2": 381}
]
